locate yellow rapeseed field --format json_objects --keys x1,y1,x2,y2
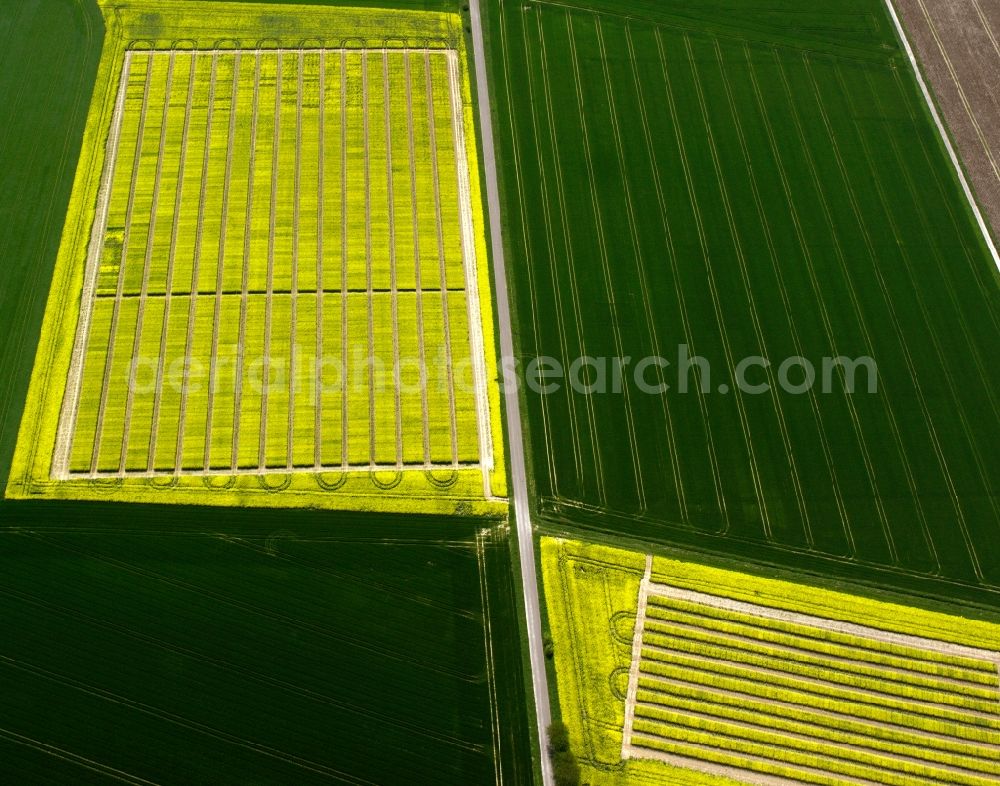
[{"x1": 7, "y1": 0, "x2": 506, "y2": 514}]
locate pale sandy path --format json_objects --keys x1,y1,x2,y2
[{"x1": 468, "y1": 1, "x2": 554, "y2": 783}]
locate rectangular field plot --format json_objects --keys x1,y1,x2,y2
[
  {"x1": 626, "y1": 583, "x2": 1000, "y2": 785},
  {"x1": 541, "y1": 538, "x2": 1000, "y2": 786},
  {"x1": 58, "y1": 48, "x2": 489, "y2": 481},
  {"x1": 490, "y1": 0, "x2": 1000, "y2": 597}
]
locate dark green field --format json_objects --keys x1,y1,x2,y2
[
  {"x1": 486, "y1": 0, "x2": 1000, "y2": 607},
  {"x1": 0, "y1": 0, "x2": 102, "y2": 487},
  {"x1": 0, "y1": 506, "x2": 531, "y2": 784}
]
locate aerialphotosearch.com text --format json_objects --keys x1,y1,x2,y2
[{"x1": 502, "y1": 344, "x2": 878, "y2": 396}]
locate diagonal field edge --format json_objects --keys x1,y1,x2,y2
[{"x1": 883, "y1": 0, "x2": 1000, "y2": 273}]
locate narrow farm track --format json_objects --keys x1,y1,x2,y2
[
  {"x1": 80, "y1": 460, "x2": 481, "y2": 480},
  {"x1": 95, "y1": 286, "x2": 466, "y2": 298},
  {"x1": 120, "y1": 52, "x2": 176, "y2": 475},
  {"x1": 91, "y1": 54, "x2": 154, "y2": 474},
  {"x1": 149, "y1": 52, "x2": 198, "y2": 473},
  {"x1": 175, "y1": 52, "x2": 219, "y2": 472},
  {"x1": 231, "y1": 51, "x2": 262, "y2": 471},
  {"x1": 204, "y1": 52, "x2": 241, "y2": 470},
  {"x1": 469, "y1": 1, "x2": 554, "y2": 783}
]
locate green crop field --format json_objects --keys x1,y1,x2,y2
[
  {"x1": 8, "y1": 0, "x2": 506, "y2": 515},
  {"x1": 488, "y1": 0, "x2": 1000, "y2": 605},
  {"x1": 541, "y1": 536, "x2": 1000, "y2": 785},
  {"x1": 0, "y1": 511, "x2": 532, "y2": 784}
]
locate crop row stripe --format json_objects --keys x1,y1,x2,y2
[
  {"x1": 149, "y1": 52, "x2": 198, "y2": 472},
  {"x1": 643, "y1": 601, "x2": 998, "y2": 682},
  {"x1": 57, "y1": 51, "x2": 134, "y2": 478},
  {"x1": 383, "y1": 50, "x2": 404, "y2": 468},
  {"x1": 631, "y1": 717, "x2": 996, "y2": 786},
  {"x1": 174, "y1": 52, "x2": 219, "y2": 471},
  {"x1": 286, "y1": 51, "x2": 303, "y2": 470},
  {"x1": 643, "y1": 618, "x2": 997, "y2": 697},
  {"x1": 645, "y1": 583, "x2": 1000, "y2": 665},
  {"x1": 230, "y1": 51, "x2": 262, "y2": 471},
  {"x1": 638, "y1": 674, "x2": 1000, "y2": 751},
  {"x1": 640, "y1": 645, "x2": 999, "y2": 722},
  {"x1": 91, "y1": 53, "x2": 154, "y2": 473},
  {"x1": 634, "y1": 696, "x2": 1000, "y2": 776},
  {"x1": 425, "y1": 51, "x2": 458, "y2": 466},
  {"x1": 636, "y1": 687, "x2": 1000, "y2": 766},
  {"x1": 119, "y1": 52, "x2": 176, "y2": 475},
  {"x1": 314, "y1": 50, "x2": 325, "y2": 469},
  {"x1": 634, "y1": 704, "x2": 998, "y2": 785},
  {"x1": 203, "y1": 52, "x2": 242, "y2": 470},
  {"x1": 405, "y1": 52, "x2": 431, "y2": 464},
  {"x1": 258, "y1": 52, "x2": 281, "y2": 468}
]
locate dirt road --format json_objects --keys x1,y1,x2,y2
[{"x1": 893, "y1": 0, "x2": 1000, "y2": 251}]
